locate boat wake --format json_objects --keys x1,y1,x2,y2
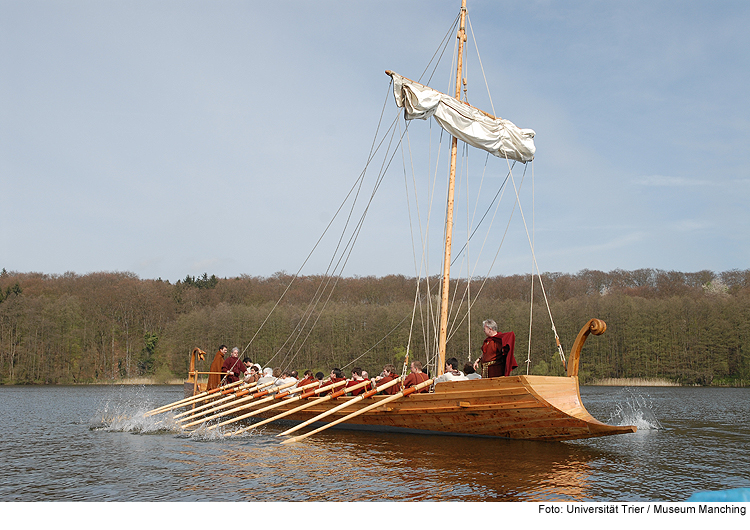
[
  {"x1": 608, "y1": 389, "x2": 663, "y2": 431},
  {"x1": 90, "y1": 406, "x2": 182, "y2": 434},
  {"x1": 90, "y1": 397, "x2": 266, "y2": 441},
  {"x1": 89, "y1": 390, "x2": 184, "y2": 434}
]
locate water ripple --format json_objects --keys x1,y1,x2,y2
[{"x1": 1, "y1": 385, "x2": 749, "y2": 501}]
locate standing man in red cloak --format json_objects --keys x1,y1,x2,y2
[
  {"x1": 474, "y1": 319, "x2": 518, "y2": 378},
  {"x1": 221, "y1": 347, "x2": 245, "y2": 384},
  {"x1": 206, "y1": 345, "x2": 227, "y2": 391}
]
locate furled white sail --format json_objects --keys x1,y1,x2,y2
[{"x1": 388, "y1": 72, "x2": 535, "y2": 162}]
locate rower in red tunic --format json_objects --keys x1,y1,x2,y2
[
  {"x1": 403, "y1": 361, "x2": 430, "y2": 392},
  {"x1": 474, "y1": 319, "x2": 518, "y2": 378},
  {"x1": 374, "y1": 364, "x2": 400, "y2": 395},
  {"x1": 296, "y1": 369, "x2": 317, "y2": 389},
  {"x1": 346, "y1": 367, "x2": 371, "y2": 396},
  {"x1": 319, "y1": 368, "x2": 346, "y2": 395}
]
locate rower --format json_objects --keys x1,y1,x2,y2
[
  {"x1": 297, "y1": 370, "x2": 316, "y2": 388},
  {"x1": 375, "y1": 364, "x2": 400, "y2": 395},
  {"x1": 319, "y1": 368, "x2": 346, "y2": 396},
  {"x1": 244, "y1": 364, "x2": 261, "y2": 384},
  {"x1": 433, "y1": 357, "x2": 468, "y2": 383},
  {"x1": 346, "y1": 367, "x2": 371, "y2": 396},
  {"x1": 403, "y1": 361, "x2": 430, "y2": 392}
]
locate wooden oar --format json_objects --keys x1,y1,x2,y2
[
  {"x1": 146, "y1": 377, "x2": 244, "y2": 416},
  {"x1": 206, "y1": 379, "x2": 325, "y2": 431},
  {"x1": 177, "y1": 380, "x2": 279, "y2": 426},
  {"x1": 215, "y1": 379, "x2": 372, "y2": 433},
  {"x1": 224, "y1": 379, "x2": 350, "y2": 437},
  {"x1": 143, "y1": 379, "x2": 245, "y2": 416},
  {"x1": 277, "y1": 378, "x2": 399, "y2": 437},
  {"x1": 188, "y1": 381, "x2": 299, "y2": 429},
  {"x1": 181, "y1": 380, "x2": 297, "y2": 429},
  {"x1": 280, "y1": 378, "x2": 433, "y2": 445},
  {"x1": 172, "y1": 380, "x2": 262, "y2": 421}
]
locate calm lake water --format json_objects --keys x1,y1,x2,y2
[{"x1": 0, "y1": 385, "x2": 748, "y2": 504}]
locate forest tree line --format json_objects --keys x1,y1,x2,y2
[{"x1": 1, "y1": 267, "x2": 749, "y2": 386}]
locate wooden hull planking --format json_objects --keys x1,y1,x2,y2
[{"x1": 184, "y1": 375, "x2": 636, "y2": 441}]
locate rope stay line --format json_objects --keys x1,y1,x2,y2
[
  {"x1": 399, "y1": 114, "x2": 433, "y2": 377},
  {"x1": 508, "y1": 164, "x2": 566, "y2": 365},
  {"x1": 276, "y1": 121, "x2": 399, "y2": 365},
  {"x1": 467, "y1": 14, "x2": 495, "y2": 117},
  {"x1": 235, "y1": 7, "x2": 566, "y2": 379},
  {"x1": 419, "y1": 13, "x2": 461, "y2": 88},
  {"x1": 445, "y1": 162, "x2": 526, "y2": 344},
  {"x1": 526, "y1": 162, "x2": 535, "y2": 374},
  {"x1": 244, "y1": 81, "x2": 401, "y2": 367},
  {"x1": 276, "y1": 113, "x2": 409, "y2": 370}
]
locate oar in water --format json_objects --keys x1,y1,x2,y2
[
  {"x1": 224, "y1": 379, "x2": 350, "y2": 437},
  {"x1": 172, "y1": 380, "x2": 263, "y2": 421},
  {"x1": 280, "y1": 378, "x2": 433, "y2": 445},
  {"x1": 276, "y1": 377, "x2": 400, "y2": 437},
  {"x1": 143, "y1": 379, "x2": 245, "y2": 417},
  {"x1": 181, "y1": 380, "x2": 298, "y2": 429},
  {"x1": 177, "y1": 380, "x2": 279, "y2": 426},
  {"x1": 206, "y1": 379, "x2": 327, "y2": 431}
]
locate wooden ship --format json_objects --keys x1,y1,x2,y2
[
  {"x1": 147, "y1": 0, "x2": 637, "y2": 443},
  {"x1": 169, "y1": 318, "x2": 636, "y2": 442}
]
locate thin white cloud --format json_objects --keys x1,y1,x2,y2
[
  {"x1": 634, "y1": 175, "x2": 712, "y2": 187},
  {"x1": 666, "y1": 219, "x2": 714, "y2": 233}
]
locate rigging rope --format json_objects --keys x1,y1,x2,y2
[
  {"x1": 240, "y1": 5, "x2": 566, "y2": 379},
  {"x1": 467, "y1": 14, "x2": 496, "y2": 117},
  {"x1": 277, "y1": 118, "x2": 405, "y2": 370},
  {"x1": 246, "y1": 82, "x2": 401, "y2": 368},
  {"x1": 419, "y1": 13, "x2": 461, "y2": 87},
  {"x1": 399, "y1": 114, "x2": 436, "y2": 378},
  {"x1": 445, "y1": 163, "x2": 526, "y2": 344},
  {"x1": 526, "y1": 163, "x2": 535, "y2": 375},
  {"x1": 507, "y1": 164, "x2": 566, "y2": 365}
]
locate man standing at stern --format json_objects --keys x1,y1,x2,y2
[
  {"x1": 474, "y1": 319, "x2": 518, "y2": 378},
  {"x1": 206, "y1": 345, "x2": 227, "y2": 391},
  {"x1": 222, "y1": 347, "x2": 245, "y2": 384}
]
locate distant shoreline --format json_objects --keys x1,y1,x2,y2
[
  {"x1": 587, "y1": 377, "x2": 679, "y2": 387},
  {"x1": 3, "y1": 377, "x2": 743, "y2": 387},
  {"x1": 91, "y1": 376, "x2": 685, "y2": 387},
  {"x1": 105, "y1": 377, "x2": 184, "y2": 386}
]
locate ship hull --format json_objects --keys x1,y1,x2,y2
[{"x1": 185, "y1": 375, "x2": 636, "y2": 441}]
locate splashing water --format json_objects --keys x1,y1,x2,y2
[
  {"x1": 88, "y1": 386, "x2": 266, "y2": 441},
  {"x1": 177, "y1": 422, "x2": 231, "y2": 441},
  {"x1": 608, "y1": 389, "x2": 663, "y2": 430},
  {"x1": 89, "y1": 386, "x2": 185, "y2": 434}
]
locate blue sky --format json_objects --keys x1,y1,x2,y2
[{"x1": 2, "y1": 0, "x2": 748, "y2": 282}]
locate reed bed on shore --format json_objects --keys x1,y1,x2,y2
[{"x1": 588, "y1": 377, "x2": 679, "y2": 387}]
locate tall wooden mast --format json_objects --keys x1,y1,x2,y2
[{"x1": 437, "y1": 0, "x2": 467, "y2": 376}]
